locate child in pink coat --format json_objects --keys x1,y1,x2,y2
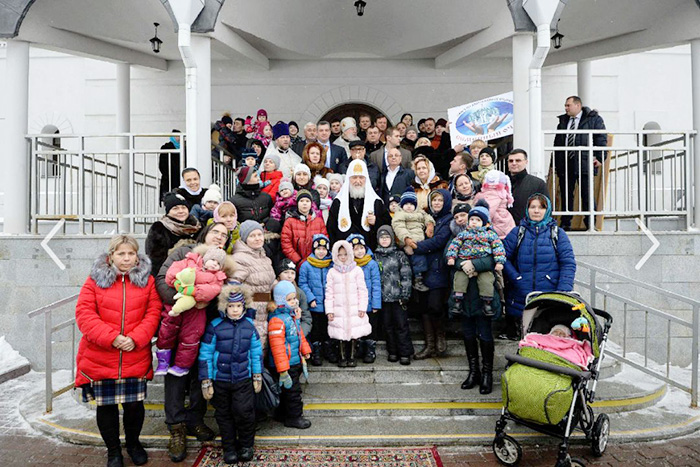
[
  {"x1": 325, "y1": 240, "x2": 371, "y2": 368},
  {"x1": 245, "y1": 108, "x2": 269, "y2": 141},
  {"x1": 156, "y1": 245, "x2": 234, "y2": 377},
  {"x1": 473, "y1": 169, "x2": 516, "y2": 239},
  {"x1": 271, "y1": 179, "x2": 297, "y2": 221}
]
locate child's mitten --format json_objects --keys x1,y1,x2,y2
[
  {"x1": 253, "y1": 374, "x2": 262, "y2": 393},
  {"x1": 279, "y1": 371, "x2": 292, "y2": 389}
]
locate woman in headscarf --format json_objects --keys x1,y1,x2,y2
[{"x1": 411, "y1": 155, "x2": 449, "y2": 212}]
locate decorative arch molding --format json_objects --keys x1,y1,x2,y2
[
  {"x1": 299, "y1": 85, "x2": 405, "y2": 126},
  {"x1": 29, "y1": 112, "x2": 74, "y2": 135},
  {"x1": 0, "y1": 0, "x2": 36, "y2": 38}
]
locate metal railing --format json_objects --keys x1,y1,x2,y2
[
  {"x1": 544, "y1": 130, "x2": 695, "y2": 231},
  {"x1": 27, "y1": 294, "x2": 80, "y2": 413},
  {"x1": 575, "y1": 260, "x2": 700, "y2": 407},
  {"x1": 27, "y1": 133, "x2": 237, "y2": 234}
]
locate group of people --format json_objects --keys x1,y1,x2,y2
[{"x1": 79, "y1": 104, "x2": 591, "y2": 467}]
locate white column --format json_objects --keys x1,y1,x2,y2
[
  {"x1": 691, "y1": 40, "x2": 700, "y2": 228},
  {"x1": 512, "y1": 33, "x2": 533, "y2": 152},
  {"x1": 4, "y1": 41, "x2": 30, "y2": 234},
  {"x1": 185, "y1": 35, "x2": 212, "y2": 187},
  {"x1": 577, "y1": 60, "x2": 592, "y2": 106},
  {"x1": 116, "y1": 63, "x2": 131, "y2": 233}
]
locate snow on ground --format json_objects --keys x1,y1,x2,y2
[{"x1": 0, "y1": 336, "x2": 30, "y2": 373}]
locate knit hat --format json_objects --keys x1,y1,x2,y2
[
  {"x1": 164, "y1": 192, "x2": 188, "y2": 214},
  {"x1": 436, "y1": 118, "x2": 448, "y2": 128},
  {"x1": 257, "y1": 109, "x2": 268, "y2": 118},
  {"x1": 326, "y1": 173, "x2": 344, "y2": 185},
  {"x1": 201, "y1": 184, "x2": 222, "y2": 205},
  {"x1": 221, "y1": 115, "x2": 233, "y2": 125},
  {"x1": 273, "y1": 280, "x2": 296, "y2": 306},
  {"x1": 227, "y1": 291, "x2": 245, "y2": 303},
  {"x1": 262, "y1": 153, "x2": 281, "y2": 170},
  {"x1": 293, "y1": 163, "x2": 311, "y2": 177},
  {"x1": 388, "y1": 194, "x2": 401, "y2": 205},
  {"x1": 468, "y1": 199, "x2": 491, "y2": 225},
  {"x1": 377, "y1": 225, "x2": 394, "y2": 240},
  {"x1": 340, "y1": 117, "x2": 357, "y2": 133},
  {"x1": 453, "y1": 202, "x2": 472, "y2": 215},
  {"x1": 400, "y1": 186, "x2": 418, "y2": 208},
  {"x1": 202, "y1": 247, "x2": 227, "y2": 268},
  {"x1": 312, "y1": 233, "x2": 330, "y2": 250},
  {"x1": 550, "y1": 324, "x2": 572, "y2": 337},
  {"x1": 405, "y1": 125, "x2": 418, "y2": 135},
  {"x1": 239, "y1": 220, "x2": 264, "y2": 244},
  {"x1": 237, "y1": 166, "x2": 255, "y2": 185},
  {"x1": 296, "y1": 189, "x2": 313, "y2": 203},
  {"x1": 347, "y1": 233, "x2": 366, "y2": 247},
  {"x1": 278, "y1": 178, "x2": 294, "y2": 193},
  {"x1": 314, "y1": 176, "x2": 329, "y2": 190},
  {"x1": 272, "y1": 122, "x2": 289, "y2": 140},
  {"x1": 479, "y1": 146, "x2": 496, "y2": 163},
  {"x1": 242, "y1": 149, "x2": 258, "y2": 161},
  {"x1": 483, "y1": 169, "x2": 515, "y2": 208},
  {"x1": 288, "y1": 121, "x2": 299, "y2": 131},
  {"x1": 278, "y1": 257, "x2": 296, "y2": 274}
]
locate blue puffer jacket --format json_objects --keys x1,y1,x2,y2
[
  {"x1": 502, "y1": 218, "x2": 576, "y2": 317},
  {"x1": 298, "y1": 254, "x2": 331, "y2": 313},
  {"x1": 198, "y1": 315, "x2": 263, "y2": 383},
  {"x1": 414, "y1": 188, "x2": 453, "y2": 290},
  {"x1": 359, "y1": 257, "x2": 382, "y2": 312}
]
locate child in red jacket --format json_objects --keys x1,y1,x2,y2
[
  {"x1": 155, "y1": 245, "x2": 234, "y2": 377},
  {"x1": 280, "y1": 190, "x2": 328, "y2": 267},
  {"x1": 260, "y1": 153, "x2": 283, "y2": 202}
]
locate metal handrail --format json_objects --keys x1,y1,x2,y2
[
  {"x1": 27, "y1": 293, "x2": 80, "y2": 413},
  {"x1": 575, "y1": 260, "x2": 699, "y2": 407}
]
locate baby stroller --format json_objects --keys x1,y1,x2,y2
[{"x1": 492, "y1": 291, "x2": 613, "y2": 467}]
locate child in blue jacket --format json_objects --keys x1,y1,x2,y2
[
  {"x1": 347, "y1": 233, "x2": 382, "y2": 364},
  {"x1": 298, "y1": 234, "x2": 333, "y2": 366},
  {"x1": 198, "y1": 282, "x2": 263, "y2": 465}
]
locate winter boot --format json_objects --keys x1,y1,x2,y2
[
  {"x1": 479, "y1": 339, "x2": 495, "y2": 395},
  {"x1": 388, "y1": 354, "x2": 399, "y2": 363},
  {"x1": 310, "y1": 342, "x2": 323, "y2": 366},
  {"x1": 324, "y1": 340, "x2": 339, "y2": 364},
  {"x1": 461, "y1": 338, "x2": 481, "y2": 390},
  {"x1": 482, "y1": 298, "x2": 494, "y2": 317},
  {"x1": 167, "y1": 423, "x2": 187, "y2": 463},
  {"x1": 284, "y1": 417, "x2": 312, "y2": 429},
  {"x1": 434, "y1": 318, "x2": 447, "y2": 356},
  {"x1": 223, "y1": 449, "x2": 238, "y2": 465},
  {"x1": 187, "y1": 423, "x2": 215, "y2": 441},
  {"x1": 448, "y1": 294, "x2": 464, "y2": 318},
  {"x1": 337, "y1": 340, "x2": 348, "y2": 368},
  {"x1": 399, "y1": 356, "x2": 411, "y2": 366},
  {"x1": 414, "y1": 315, "x2": 436, "y2": 360},
  {"x1": 124, "y1": 405, "x2": 147, "y2": 466},
  {"x1": 238, "y1": 446, "x2": 255, "y2": 462},
  {"x1": 154, "y1": 349, "x2": 171, "y2": 376},
  {"x1": 413, "y1": 275, "x2": 429, "y2": 292},
  {"x1": 167, "y1": 365, "x2": 189, "y2": 377},
  {"x1": 362, "y1": 339, "x2": 376, "y2": 364},
  {"x1": 347, "y1": 340, "x2": 358, "y2": 368},
  {"x1": 107, "y1": 447, "x2": 124, "y2": 467}
]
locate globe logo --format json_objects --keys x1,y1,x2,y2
[{"x1": 456, "y1": 101, "x2": 513, "y2": 136}]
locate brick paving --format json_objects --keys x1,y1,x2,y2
[{"x1": 2, "y1": 373, "x2": 700, "y2": 466}]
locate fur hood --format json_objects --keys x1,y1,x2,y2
[
  {"x1": 192, "y1": 244, "x2": 237, "y2": 278},
  {"x1": 217, "y1": 282, "x2": 254, "y2": 317},
  {"x1": 90, "y1": 253, "x2": 152, "y2": 289}
]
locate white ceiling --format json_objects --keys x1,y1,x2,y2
[{"x1": 16, "y1": 0, "x2": 699, "y2": 68}]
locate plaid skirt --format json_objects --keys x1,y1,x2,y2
[{"x1": 81, "y1": 378, "x2": 148, "y2": 406}]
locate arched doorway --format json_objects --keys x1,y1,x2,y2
[{"x1": 319, "y1": 102, "x2": 392, "y2": 126}]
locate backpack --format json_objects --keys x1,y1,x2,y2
[{"x1": 513, "y1": 224, "x2": 559, "y2": 261}]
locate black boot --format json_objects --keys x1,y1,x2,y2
[
  {"x1": 479, "y1": 339, "x2": 495, "y2": 395},
  {"x1": 324, "y1": 340, "x2": 339, "y2": 364},
  {"x1": 362, "y1": 339, "x2": 376, "y2": 364},
  {"x1": 461, "y1": 338, "x2": 481, "y2": 390},
  {"x1": 311, "y1": 341, "x2": 323, "y2": 366},
  {"x1": 414, "y1": 315, "x2": 436, "y2": 360},
  {"x1": 337, "y1": 339, "x2": 347, "y2": 368},
  {"x1": 123, "y1": 402, "x2": 147, "y2": 466},
  {"x1": 107, "y1": 447, "x2": 124, "y2": 467},
  {"x1": 434, "y1": 317, "x2": 447, "y2": 356},
  {"x1": 223, "y1": 449, "x2": 239, "y2": 464},
  {"x1": 347, "y1": 340, "x2": 358, "y2": 367}
]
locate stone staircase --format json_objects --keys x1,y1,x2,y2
[{"x1": 21, "y1": 338, "x2": 697, "y2": 449}]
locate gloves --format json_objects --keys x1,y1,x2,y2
[
  {"x1": 201, "y1": 380, "x2": 214, "y2": 400},
  {"x1": 279, "y1": 371, "x2": 292, "y2": 389},
  {"x1": 253, "y1": 374, "x2": 262, "y2": 393},
  {"x1": 262, "y1": 180, "x2": 271, "y2": 187},
  {"x1": 461, "y1": 260, "x2": 475, "y2": 275}
]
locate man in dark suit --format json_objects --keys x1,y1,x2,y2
[
  {"x1": 379, "y1": 148, "x2": 415, "y2": 205},
  {"x1": 316, "y1": 120, "x2": 348, "y2": 173},
  {"x1": 553, "y1": 96, "x2": 607, "y2": 230},
  {"x1": 370, "y1": 127, "x2": 411, "y2": 173},
  {"x1": 507, "y1": 149, "x2": 549, "y2": 225}
]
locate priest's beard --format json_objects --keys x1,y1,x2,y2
[{"x1": 349, "y1": 184, "x2": 365, "y2": 199}]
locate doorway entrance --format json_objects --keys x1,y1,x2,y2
[{"x1": 319, "y1": 103, "x2": 392, "y2": 126}]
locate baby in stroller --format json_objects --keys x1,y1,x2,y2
[{"x1": 519, "y1": 322, "x2": 594, "y2": 370}]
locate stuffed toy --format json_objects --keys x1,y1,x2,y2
[{"x1": 170, "y1": 267, "x2": 197, "y2": 316}]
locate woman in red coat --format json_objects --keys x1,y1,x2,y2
[
  {"x1": 281, "y1": 189, "x2": 328, "y2": 267},
  {"x1": 75, "y1": 235, "x2": 162, "y2": 467}
]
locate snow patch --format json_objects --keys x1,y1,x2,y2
[{"x1": 0, "y1": 336, "x2": 30, "y2": 373}]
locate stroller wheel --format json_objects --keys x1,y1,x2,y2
[
  {"x1": 492, "y1": 434, "x2": 522, "y2": 466},
  {"x1": 591, "y1": 413, "x2": 610, "y2": 456},
  {"x1": 570, "y1": 458, "x2": 587, "y2": 467},
  {"x1": 555, "y1": 454, "x2": 586, "y2": 467}
]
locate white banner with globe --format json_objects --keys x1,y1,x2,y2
[{"x1": 448, "y1": 92, "x2": 513, "y2": 145}]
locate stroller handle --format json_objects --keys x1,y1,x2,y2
[
  {"x1": 505, "y1": 354, "x2": 591, "y2": 381},
  {"x1": 593, "y1": 308, "x2": 614, "y2": 326}
]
